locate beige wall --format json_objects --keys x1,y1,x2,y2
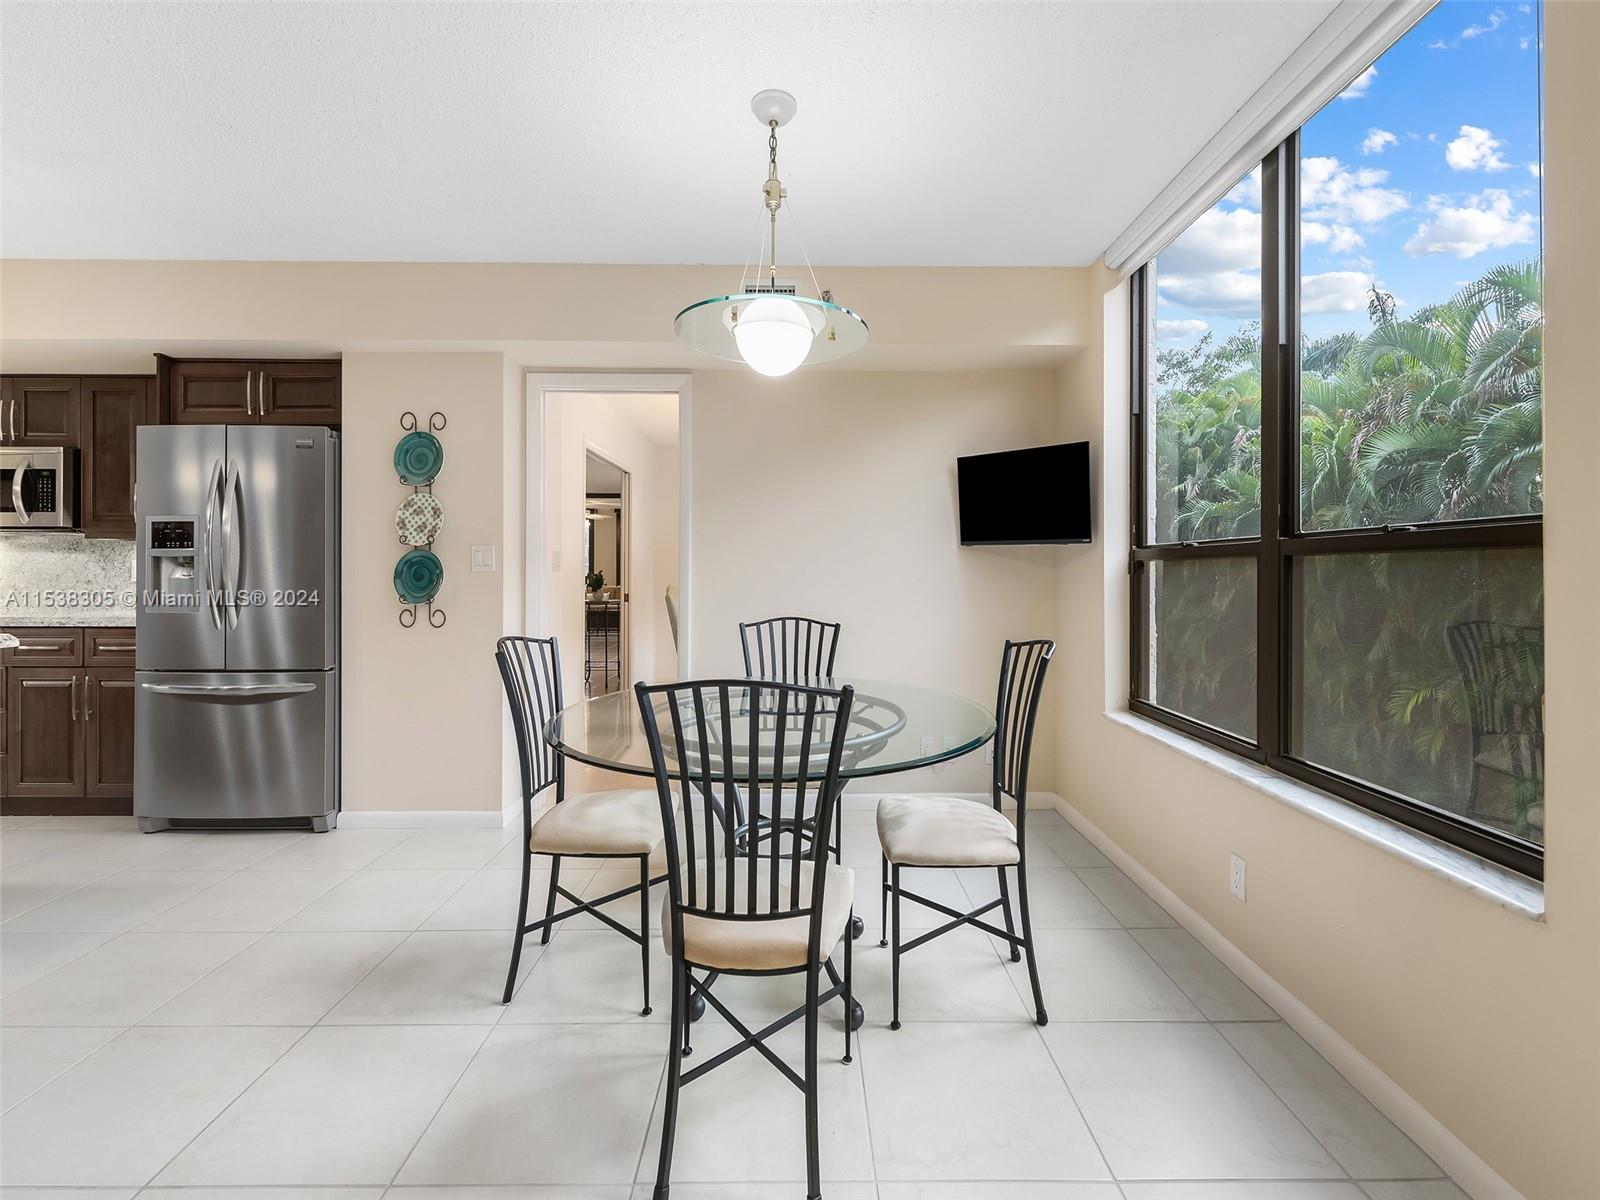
[
  {"x1": 686, "y1": 368, "x2": 1070, "y2": 796},
  {"x1": 341, "y1": 352, "x2": 517, "y2": 813},
  {"x1": 1049, "y1": 5, "x2": 1600, "y2": 1195}
]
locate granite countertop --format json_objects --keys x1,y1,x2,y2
[{"x1": 2, "y1": 608, "x2": 137, "y2": 628}]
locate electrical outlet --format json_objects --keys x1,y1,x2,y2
[
  {"x1": 1229, "y1": 853, "x2": 1247, "y2": 901},
  {"x1": 552, "y1": 549, "x2": 562, "y2": 571},
  {"x1": 984, "y1": 743, "x2": 995, "y2": 765},
  {"x1": 920, "y1": 735, "x2": 938, "y2": 757}
]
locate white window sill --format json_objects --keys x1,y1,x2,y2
[{"x1": 1104, "y1": 709, "x2": 1545, "y2": 922}]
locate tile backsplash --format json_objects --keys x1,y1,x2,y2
[{"x1": 0, "y1": 532, "x2": 138, "y2": 626}]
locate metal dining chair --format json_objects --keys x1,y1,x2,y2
[
  {"x1": 875, "y1": 638, "x2": 1055, "y2": 1027},
  {"x1": 1447, "y1": 619, "x2": 1545, "y2": 826},
  {"x1": 638, "y1": 677, "x2": 857, "y2": 1200},
  {"x1": 496, "y1": 635, "x2": 668, "y2": 1009},
  {"x1": 740, "y1": 615, "x2": 841, "y2": 683}
]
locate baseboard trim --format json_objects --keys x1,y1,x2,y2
[
  {"x1": 337, "y1": 809, "x2": 509, "y2": 829},
  {"x1": 1053, "y1": 794, "x2": 1526, "y2": 1200}
]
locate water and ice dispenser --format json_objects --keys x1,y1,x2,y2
[{"x1": 145, "y1": 518, "x2": 202, "y2": 610}]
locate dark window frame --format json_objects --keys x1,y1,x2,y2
[{"x1": 1129, "y1": 134, "x2": 1545, "y2": 880}]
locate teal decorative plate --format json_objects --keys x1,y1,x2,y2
[
  {"x1": 394, "y1": 549, "x2": 444, "y2": 604},
  {"x1": 394, "y1": 431, "x2": 445, "y2": 486}
]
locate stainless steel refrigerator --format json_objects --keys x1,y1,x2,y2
[{"x1": 134, "y1": 425, "x2": 340, "y2": 832}]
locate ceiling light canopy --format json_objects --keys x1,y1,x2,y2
[{"x1": 674, "y1": 90, "x2": 868, "y2": 377}]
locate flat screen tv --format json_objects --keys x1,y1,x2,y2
[{"x1": 957, "y1": 441, "x2": 1091, "y2": 546}]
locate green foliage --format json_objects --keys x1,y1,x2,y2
[{"x1": 1146, "y1": 259, "x2": 1545, "y2": 838}]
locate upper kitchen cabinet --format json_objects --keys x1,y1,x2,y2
[
  {"x1": 80, "y1": 377, "x2": 156, "y2": 539},
  {"x1": 1, "y1": 376, "x2": 81, "y2": 447},
  {"x1": 158, "y1": 356, "x2": 341, "y2": 427}
]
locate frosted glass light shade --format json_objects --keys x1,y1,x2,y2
[
  {"x1": 674, "y1": 292, "x2": 869, "y2": 372},
  {"x1": 731, "y1": 296, "x2": 815, "y2": 377}
]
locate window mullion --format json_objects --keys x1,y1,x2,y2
[{"x1": 1258, "y1": 139, "x2": 1288, "y2": 761}]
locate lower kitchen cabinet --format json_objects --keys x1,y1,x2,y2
[{"x1": 1, "y1": 628, "x2": 134, "y2": 813}]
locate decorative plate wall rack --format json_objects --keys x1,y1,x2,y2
[{"x1": 394, "y1": 411, "x2": 447, "y2": 628}]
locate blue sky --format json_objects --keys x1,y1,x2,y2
[{"x1": 1154, "y1": 0, "x2": 1543, "y2": 353}]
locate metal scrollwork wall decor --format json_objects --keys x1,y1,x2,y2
[{"x1": 394, "y1": 411, "x2": 447, "y2": 628}]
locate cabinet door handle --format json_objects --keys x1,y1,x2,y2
[
  {"x1": 84, "y1": 675, "x2": 93, "y2": 720},
  {"x1": 247, "y1": 371, "x2": 255, "y2": 417},
  {"x1": 71, "y1": 675, "x2": 79, "y2": 721}
]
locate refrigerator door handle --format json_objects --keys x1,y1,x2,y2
[
  {"x1": 140, "y1": 682, "x2": 317, "y2": 697},
  {"x1": 204, "y1": 457, "x2": 223, "y2": 630},
  {"x1": 11, "y1": 456, "x2": 29, "y2": 524},
  {"x1": 222, "y1": 457, "x2": 242, "y2": 628}
]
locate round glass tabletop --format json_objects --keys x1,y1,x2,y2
[{"x1": 545, "y1": 677, "x2": 995, "y2": 781}]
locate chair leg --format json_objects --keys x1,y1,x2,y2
[
  {"x1": 1015, "y1": 855, "x2": 1048, "y2": 1026},
  {"x1": 890, "y1": 863, "x2": 903, "y2": 1030},
  {"x1": 878, "y1": 853, "x2": 889, "y2": 947},
  {"x1": 540, "y1": 854, "x2": 562, "y2": 945},
  {"x1": 639, "y1": 855, "x2": 652, "y2": 1017},
  {"x1": 842, "y1": 915, "x2": 854, "y2": 1064},
  {"x1": 653, "y1": 958, "x2": 686, "y2": 1199},
  {"x1": 996, "y1": 865, "x2": 1021, "y2": 962},
  {"x1": 804, "y1": 960, "x2": 821, "y2": 1200},
  {"x1": 501, "y1": 844, "x2": 533, "y2": 1004}
]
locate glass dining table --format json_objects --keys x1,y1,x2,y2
[{"x1": 544, "y1": 676, "x2": 997, "y2": 1029}]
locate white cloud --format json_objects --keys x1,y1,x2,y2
[
  {"x1": 1403, "y1": 189, "x2": 1537, "y2": 258},
  {"x1": 1445, "y1": 125, "x2": 1510, "y2": 172},
  {"x1": 1302, "y1": 222, "x2": 1365, "y2": 254},
  {"x1": 1361, "y1": 128, "x2": 1397, "y2": 155},
  {"x1": 1527, "y1": 162, "x2": 1542, "y2": 178},
  {"x1": 1158, "y1": 271, "x2": 1260, "y2": 317},
  {"x1": 1339, "y1": 65, "x2": 1376, "y2": 99},
  {"x1": 1301, "y1": 156, "x2": 1408, "y2": 225},
  {"x1": 1302, "y1": 271, "x2": 1380, "y2": 314},
  {"x1": 1461, "y1": 10, "x2": 1505, "y2": 39},
  {"x1": 1155, "y1": 319, "x2": 1208, "y2": 342},
  {"x1": 1158, "y1": 206, "x2": 1260, "y2": 275},
  {"x1": 1226, "y1": 167, "x2": 1262, "y2": 211}
]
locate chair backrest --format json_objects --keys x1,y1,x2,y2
[
  {"x1": 740, "y1": 616, "x2": 841, "y2": 682},
  {"x1": 635, "y1": 678, "x2": 855, "y2": 953},
  {"x1": 992, "y1": 639, "x2": 1055, "y2": 830},
  {"x1": 496, "y1": 636, "x2": 565, "y2": 827},
  {"x1": 665, "y1": 585, "x2": 680, "y2": 652},
  {"x1": 1447, "y1": 620, "x2": 1544, "y2": 737}
]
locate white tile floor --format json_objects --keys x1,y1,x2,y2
[{"x1": 0, "y1": 807, "x2": 1470, "y2": 1200}]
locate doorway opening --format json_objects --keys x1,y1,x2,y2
[
  {"x1": 527, "y1": 376, "x2": 686, "y2": 710},
  {"x1": 583, "y1": 451, "x2": 627, "y2": 695}
]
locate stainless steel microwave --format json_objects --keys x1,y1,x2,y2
[{"x1": 1, "y1": 446, "x2": 77, "y2": 529}]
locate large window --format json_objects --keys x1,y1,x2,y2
[{"x1": 1132, "y1": 0, "x2": 1545, "y2": 876}]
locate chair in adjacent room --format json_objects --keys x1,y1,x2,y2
[
  {"x1": 875, "y1": 638, "x2": 1055, "y2": 1027},
  {"x1": 638, "y1": 676, "x2": 857, "y2": 1200},
  {"x1": 496, "y1": 635, "x2": 668, "y2": 1008},
  {"x1": 1447, "y1": 619, "x2": 1545, "y2": 833},
  {"x1": 739, "y1": 614, "x2": 841, "y2": 683}
]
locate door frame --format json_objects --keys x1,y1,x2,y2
[{"x1": 523, "y1": 372, "x2": 692, "y2": 675}]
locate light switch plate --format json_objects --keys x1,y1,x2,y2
[{"x1": 471, "y1": 544, "x2": 497, "y2": 573}]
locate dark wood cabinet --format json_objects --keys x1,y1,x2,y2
[
  {"x1": 2, "y1": 376, "x2": 81, "y2": 447},
  {"x1": 259, "y1": 361, "x2": 342, "y2": 426},
  {"x1": 5, "y1": 668, "x2": 84, "y2": 801},
  {"x1": 2, "y1": 628, "x2": 134, "y2": 812},
  {"x1": 84, "y1": 669, "x2": 136, "y2": 798},
  {"x1": 158, "y1": 356, "x2": 340, "y2": 427},
  {"x1": 80, "y1": 377, "x2": 155, "y2": 538}
]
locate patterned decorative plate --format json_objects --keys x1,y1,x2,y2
[
  {"x1": 394, "y1": 548, "x2": 444, "y2": 604},
  {"x1": 394, "y1": 431, "x2": 445, "y2": 486},
  {"x1": 395, "y1": 493, "x2": 444, "y2": 547}
]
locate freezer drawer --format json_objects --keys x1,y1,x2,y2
[{"x1": 134, "y1": 669, "x2": 337, "y2": 829}]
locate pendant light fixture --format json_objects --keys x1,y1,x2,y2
[{"x1": 674, "y1": 90, "x2": 869, "y2": 376}]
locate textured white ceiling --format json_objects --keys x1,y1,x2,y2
[{"x1": 0, "y1": 1, "x2": 1337, "y2": 266}]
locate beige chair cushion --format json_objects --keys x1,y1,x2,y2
[
  {"x1": 661, "y1": 860, "x2": 855, "y2": 972},
  {"x1": 529, "y1": 789, "x2": 665, "y2": 856},
  {"x1": 877, "y1": 794, "x2": 1020, "y2": 867}
]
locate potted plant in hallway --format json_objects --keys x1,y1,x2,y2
[{"x1": 585, "y1": 570, "x2": 605, "y2": 600}]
